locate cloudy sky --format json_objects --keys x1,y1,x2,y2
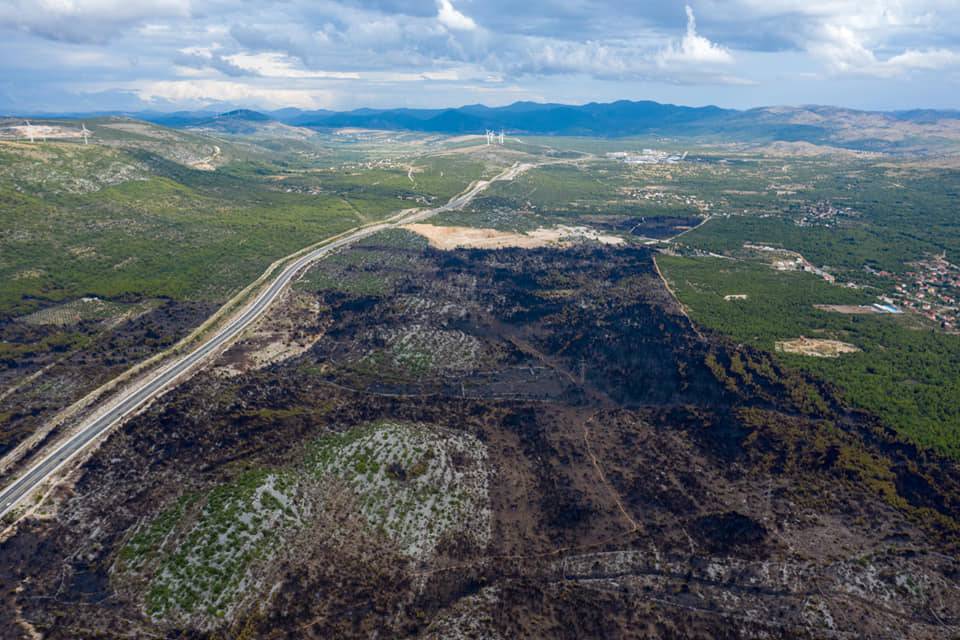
[{"x1": 1, "y1": 0, "x2": 959, "y2": 113}]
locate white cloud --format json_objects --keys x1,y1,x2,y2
[
  {"x1": 420, "y1": 69, "x2": 460, "y2": 80},
  {"x1": 172, "y1": 65, "x2": 208, "y2": 78},
  {"x1": 486, "y1": 6, "x2": 742, "y2": 84},
  {"x1": 179, "y1": 45, "x2": 217, "y2": 60},
  {"x1": 886, "y1": 48, "x2": 960, "y2": 71},
  {"x1": 657, "y1": 5, "x2": 733, "y2": 67},
  {"x1": 436, "y1": 0, "x2": 477, "y2": 32},
  {"x1": 811, "y1": 23, "x2": 877, "y2": 73},
  {"x1": 224, "y1": 52, "x2": 359, "y2": 79},
  {"x1": 711, "y1": 0, "x2": 960, "y2": 77},
  {"x1": 373, "y1": 69, "x2": 463, "y2": 82},
  {"x1": 134, "y1": 79, "x2": 329, "y2": 109},
  {"x1": 810, "y1": 22, "x2": 960, "y2": 77},
  {"x1": 0, "y1": 0, "x2": 191, "y2": 43}
]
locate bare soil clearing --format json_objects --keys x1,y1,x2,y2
[
  {"x1": 0, "y1": 124, "x2": 86, "y2": 141},
  {"x1": 775, "y1": 337, "x2": 861, "y2": 357},
  {"x1": 402, "y1": 223, "x2": 624, "y2": 250},
  {"x1": 815, "y1": 304, "x2": 886, "y2": 314}
]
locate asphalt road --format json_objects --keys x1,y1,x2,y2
[{"x1": 0, "y1": 163, "x2": 528, "y2": 519}]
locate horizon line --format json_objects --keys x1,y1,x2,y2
[{"x1": 4, "y1": 98, "x2": 959, "y2": 120}]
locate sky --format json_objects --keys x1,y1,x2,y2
[{"x1": 1, "y1": 0, "x2": 959, "y2": 114}]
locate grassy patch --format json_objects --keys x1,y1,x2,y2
[{"x1": 360, "y1": 325, "x2": 483, "y2": 377}]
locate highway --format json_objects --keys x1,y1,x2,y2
[{"x1": 0, "y1": 162, "x2": 531, "y2": 519}]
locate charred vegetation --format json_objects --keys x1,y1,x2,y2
[{"x1": 2, "y1": 240, "x2": 959, "y2": 639}]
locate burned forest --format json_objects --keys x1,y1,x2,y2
[{"x1": 3, "y1": 232, "x2": 959, "y2": 639}]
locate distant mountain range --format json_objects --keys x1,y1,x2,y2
[
  {"x1": 283, "y1": 101, "x2": 736, "y2": 137},
  {"x1": 142, "y1": 101, "x2": 758, "y2": 137},
  {"x1": 11, "y1": 100, "x2": 960, "y2": 149},
  {"x1": 135, "y1": 101, "x2": 959, "y2": 149}
]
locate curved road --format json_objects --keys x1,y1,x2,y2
[{"x1": 0, "y1": 162, "x2": 532, "y2": 519}]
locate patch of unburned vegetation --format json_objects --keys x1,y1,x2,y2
[
  {"x1": 117, "y1": 494, "x2": 201, "y2": 573},
  {"x1": 114, "y1": 421, "x2": 489, "y2": 627},
  {"x1": 116, "y1": 471, "x2": 301, "y2": 626},
  {"x1": 775, "y1": 337, "x2": 861, "y2": 358},
  {"x1": 362, "y1": 324, "x2": 485, "y2": 375},
  {"x1": 20, "y1": 297, "x2": 160, "y2": 327},
  {"x1": 306, "y1": 421, "x2": 491, "y2": 560}
]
